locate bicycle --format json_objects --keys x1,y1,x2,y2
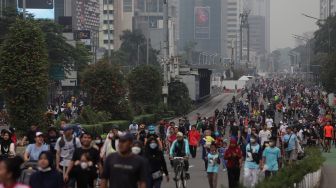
[{"x1": 173, "y1": 157, "x2": 188, "y2": 188}]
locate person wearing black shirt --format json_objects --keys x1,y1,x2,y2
[
  {"x1": 101, "y1": 133, "x2": 147, "y2": 188},
  {"x1": 64, "y1": 132, "x2": 99, "y2": 186},
  {"x1": 46, "y1": 127, "x2": 59, "y2": 158},
  {"x1": 144, "y1": 138, "x2": 169, "y2": 188}
]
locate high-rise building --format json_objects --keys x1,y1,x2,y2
[
  {"x1": 98, "y1": 0, "x2": 134, "y2": 51},
  {"x1": 178, "y1": 0, "x2": 227, "y2": 60},
  {"x1": 134, "y1": 0, "x2": 177, "y2": 56},
  {"x1": 225, "y1": 0, "x2": 240, "y2": 59},
  {"x1": 241, "y1": 0, "x2": 270, "y2": 53},
  {"x1": 320, "y1": 0, "x2": 336, "y2": 19}
]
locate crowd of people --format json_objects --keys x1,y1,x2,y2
[{"x1": 0, "y1": 76, "x2": 334, "y2": 188}]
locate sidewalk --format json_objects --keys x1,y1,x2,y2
[{"x1": 320, "y1": 148, "x2": 336, "y2": 188}]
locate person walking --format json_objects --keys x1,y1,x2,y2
[
  {"x1": 23, "y1": 132, "x2": 49, "y2": 162},
  {"x1": 283, "y1": 127, "x2": 297, "y2": 165},
  {"x1": 323, "y1": 121, "x2": 334, "y2": 153},
  {"x1": 262, "y1": 138, "x2": 281, "y2": 178},
  {"x1": 29, "y1": 151, "x2": 64, "y2": 188},
  {"x1": 224, "y1": 138, "x2": 243, "y2": 188},
  {"x1": 64, "y1": 132, "x2": 99, "y2": 187},
  {"x1": 100, "y1": 133, "x2": 147, "y2": 188},
  {"x1": 188, "y1": 125, "x2": 200, "y2": 158},
  {"x1": 206, "y1": 143, "x2": 220, "y2": 188},
  {"x1": 243, "y1": 135, "x2": 261, "y2": 188},
  {"x1": 144, "y1": 138, "x2": 169, "y2": 188},
  {"x1": 0, "y1": 129, "x2": 15, "y2": 159},
  {"x1": 0, "y1": 156, "x2": 30, "y2": 188},
  {"x1": 55, "y1": 125, "x2": 81, "y2": 188}
]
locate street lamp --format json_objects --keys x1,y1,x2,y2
[{"x1": 302, "y1": 13, "x2": 331, "y2": 54}]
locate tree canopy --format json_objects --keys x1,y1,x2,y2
[
  {"x1": 168, "y1": 81, "x2": 192, "y2": 115},
  {"x1": 0, "y1": 18, "x2": 48, "y2": 129},
  {"x1": 127, "y1": 65, "x2": 162, "y2": 114}
]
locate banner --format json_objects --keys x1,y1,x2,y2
[{"x1": 194, "y1": 6, "x2": 210, "y2": 39}]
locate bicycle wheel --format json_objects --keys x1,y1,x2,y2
[
  {"x1": 175, "y1": 166, "x2": 183, "y2": 188},
  {"x1": 181, "y1": 170, "x2": 187, "y2": 188}
]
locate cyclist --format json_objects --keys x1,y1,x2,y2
[{"x1": 169, "y1": 132, "x2": 190, "y2": 179}]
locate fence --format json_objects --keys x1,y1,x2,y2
[{"x1": 294, "y1": 168, "x2": 321, "y2": 188}]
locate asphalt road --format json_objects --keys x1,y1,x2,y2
[{"x1": 163, "y1": 93, "x2": 235, "y2": 188}]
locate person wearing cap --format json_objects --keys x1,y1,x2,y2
[
  {"x1": 23, "y1": 132, "x2": 49, "y2": 161},
  {"x1": 0, "y1": 129, "x2": 15, "y2": 159},
  {"x1": 55, "y1": 124, "x2": 81, "y2": 175},
  {"x1": 101, "y1": 133, "x2": 147, "y2": 188},
  {"x1": 169, "y1": 132, "x2": 190, "y2": 179},
  {"x1": 100, "y1": 125, "x2": 122, "y2": 160}
]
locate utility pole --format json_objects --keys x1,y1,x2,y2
[
  {"x1": 23, "y1": 0, "x2": 26, "y2": 19},
  {"x1": 162, "y1": 0, "x2": 169, "y2": 105}
]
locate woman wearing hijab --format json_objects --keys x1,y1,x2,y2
[
  {"x1": 144, "y1": 138, "x2": 169, "y2": 188},
  {"x1": 224, "y1": 138, "x2": 243, "y2": 188},
  {"x1": 29, "y1": 151, "x2": 64, "y2": 188},
  {"x1": 0, "y1": 129, "x2": 15, "y2": 159}
]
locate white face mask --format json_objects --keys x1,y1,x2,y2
[
  {"x1": 250, "y1": 138, "x2": 256, "y2": 143},
  {"x1": 80, "y1": 162, "x2": 88, "y2": 169},
  {"x1": 95, "y1": 140, "x2": 102, "y2": 144},
  {"x1": 149, "y1": 143, "x2": 158, "y2": 149},
  {"x1": 132, "y1": 146, "x2": 141, "y2": 155},
  {"x1": 38, "y1": 167, "x2": 51, "y2": 172}
]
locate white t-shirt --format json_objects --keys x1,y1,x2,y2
[
  {"x1": 265, "y1": 118, "x2": 273, "y2": 128},
  {"x1": 258, "y1": 130, "x2": 271, "y2": 145},
  {"x1": 0, "y1": 183, "x2": 29, "y2": 188},
  {"x1": 55, "y1": 136, "x2": 81, "y2": 167},
  {"x1": 129, "y1": 124, "x2": 138, "y2": 134}
]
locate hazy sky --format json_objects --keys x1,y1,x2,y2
[{"x1": 270, "y1": 0, "x2": 319, "y2": 50}]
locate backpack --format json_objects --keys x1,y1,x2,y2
[
  {"x1": 18, "y1": 163, "x2": 38, "y2": 185},
  {"x1": 59, "y1": 136, "x2": 77, "y2": 150}
]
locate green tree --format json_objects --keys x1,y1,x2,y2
[
  {"x1": 81, "y1": 61, "x2": 132, "y2": 120},
  {"x1": 127, "y1": 65, "x2": 162, "y2": 114},
  {"x1": 168, "y1": 81, "x2": 192, "y2": 115},
  {"x1": 314, "y1": 15, "x2": 336, "y2": 54},
  {"x1": 0, "y1": 19, "x2": 48, "y2": 130},
  {"x1": 119, "y1": 29, "x2": 159, "y2": 66}
]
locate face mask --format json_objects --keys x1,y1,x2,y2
[
  {"x1": 95, "y1": 140, "x2": 102, "y2": 144},
  {"x1": 132, "y1": 146, "x2": 141, "y2": 155},
  {"x1": 150, "y1": 143, "x2": 158, "y2": 149},
  {"x1": 38, "y1": 167, "x2": 51, "y2": 172},
  {"x1": 80, "y1": 162, "x2": 88, "y2": 169},
  {"x1": 250, "y1": 138, "x2": 256, "y2": 143}
]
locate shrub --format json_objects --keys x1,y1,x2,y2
[
  {"x1": 133, "y1": 114, "x2": 159, "y2": 125},
  {"x1": 81, "y1": 120, "x2": 129, "y2": 135},
  {"x1": 75, "y1": 106, "x2": 111, "y2": 124},
  {"x1": 255, "y1": 147, "x2": 325, "y2": 188}
]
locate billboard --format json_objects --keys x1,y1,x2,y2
[
  {"x1": 74, "y1": 30, "x2": 91, "y2": 40},
  {"x1": 194, "y1": 6, "x2": 210, "y2": 39},
  {"x1": 18, "y1": 0, "x2": 53, "y2": 9}
]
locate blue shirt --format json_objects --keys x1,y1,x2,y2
[
  {"x1": 207, "y1": 153, "x2": 220, "y2": 173},
  {"x1": 245, "y1": 143, "x2": 260, "y2": 169},
  {"x1": 26, "y1": 144, "x2": 49, "y2": 161},
  {"x1": 283, "y1": 133, "x2": 297, "y2": 151},
  {"x1": 262, "y1": 146, "x2": 281, "y2": 171}
]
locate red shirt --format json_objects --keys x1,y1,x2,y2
[
  {"x1": 224, "y1": 147, "x2": 242, "y2": 168},
  {"x1": 188, "y1": 130, "x2": 200, "y2": 146}
]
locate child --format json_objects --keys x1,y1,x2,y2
[
  {"x1": 71, "y1": 153, "x2": 97, "y2": 188},
  {"x1": 218, "y1": 139, "x2": 228, "y2": 171},
  {"x1": 202, "y1": 130, "x2": 215, "y2": 170},
  {"x1": 206, "y1": 142, "x2": 220, "y2": 188}
]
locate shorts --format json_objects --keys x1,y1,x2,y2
[{"x1": 285, "y1": 150, "x2": 297, "y2": 161}]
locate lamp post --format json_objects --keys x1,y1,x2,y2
[{"x1": 302, "y1": 13, "x2": 331, "y2": 54}]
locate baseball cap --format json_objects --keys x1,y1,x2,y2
[
  {"x1": 36, "y1": 132, "x2": 43, "y2": 137},
  {"x1": 63, "y1": 124, "x2": 74, "y2": 132},
  {"x1": 119, "y1": 133, "x2": 134, "y2": 142}
]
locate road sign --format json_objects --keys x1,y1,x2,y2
[{"x1": 18, "y1": 0, "x2": 53, "y2": 9}]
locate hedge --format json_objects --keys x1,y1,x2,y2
[
  {"x1": 255, "y1": 147, "x2": 325, "y2": 188},
  {"x1": 81, "y1": 120, "x2": 129, "y2": 135},
  {"x1": 80, "y1": 113, "x2": 176, "y2": 136}
]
